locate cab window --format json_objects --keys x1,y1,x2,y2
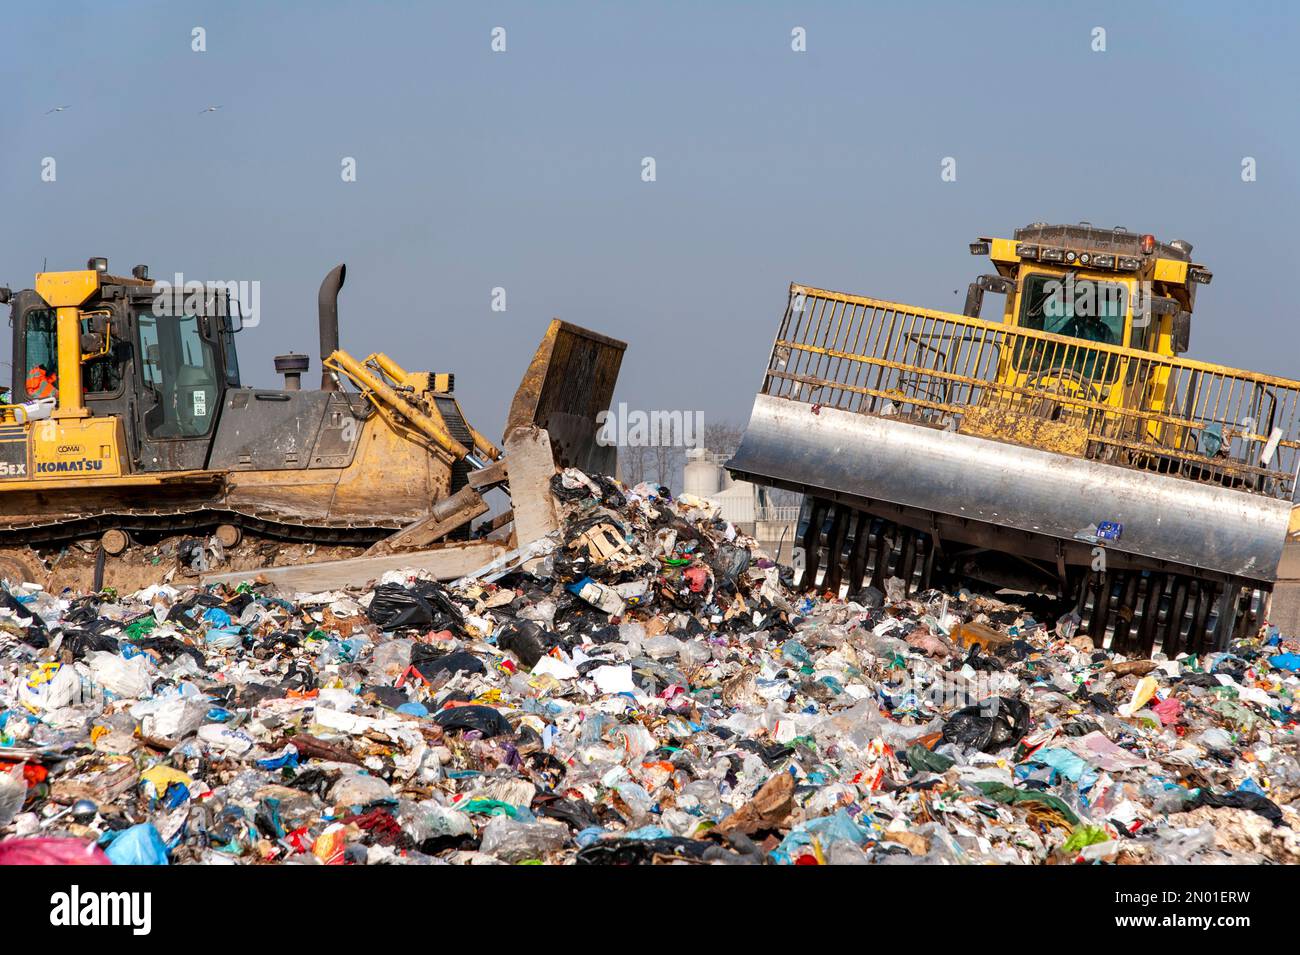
[
  {"x1": 1015, "y1": 274, "x2": 1127, "y2": 382},
  {"x1": 22, "y1": 311, "x2": 57, "y2": 392},
  {"x1": 1019, "y1": 274, "x2": 1126, "y2": 344},
  {"x1": 22, "y1": 308, "x2": 124, "y2": 396},
  {"x1": 220, "y1": 316, "x2": 241, "y2": 387},
  {"x1": 137, "y1": 313, "x2": 220, "y2": 438}
]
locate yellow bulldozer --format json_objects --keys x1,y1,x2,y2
[
  {"x1": 730, "y1": 222, "x2": 1300, "y2": 655},
  {"x1": 0, "y1": 258, "x2": 624, "y2": 591}
]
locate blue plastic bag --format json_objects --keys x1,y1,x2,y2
[
  {"x1": 202, "y1": 607, "x2": 233, "y2": 628},
  {"x1": 101, "y1": 822, "x2": 169, "y2": 865},
  {"x1": 1268, "y1": 653, "x2": 1300, "y2": 672}
]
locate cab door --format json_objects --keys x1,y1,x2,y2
[{"x1": 132, "y1": 309, "x2": 228, "y2": 472}]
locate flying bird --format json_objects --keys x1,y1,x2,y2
[
  {"x1": 45, "y1": 105, "x2": 71, "y2": 114},
  {"x1": 198, "y1": 105, "x2": 223, "y2": 114}
]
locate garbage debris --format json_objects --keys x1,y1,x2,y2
[{"x1": 1, "y1": 469, "x2": 1297, "y2": 865}]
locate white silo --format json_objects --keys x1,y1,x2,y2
[{"x1": 683, "y1": 447, "x2": 722, "y2": 498}]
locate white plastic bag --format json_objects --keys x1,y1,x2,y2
[{"x1": 85, "y1": 651, "x2": 155, "y2": 699}]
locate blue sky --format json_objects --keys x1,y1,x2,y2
[{"x1": 3, "y1": 1, "x2": 1298, "y2": 437}]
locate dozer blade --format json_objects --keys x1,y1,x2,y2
[
  {"x1": 730, "y1": 393, "x2": 1290, "y2": 585},
  {"x1": 505, "y1": 319, "x2": 626, "y2": 474}
]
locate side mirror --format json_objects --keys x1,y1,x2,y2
[
  {"x1": 1172, "y1": 311, "x2": 1192, "y2": 355},
  {"x1": 80, "y1": 313, "x2": 112, "y2": 356},
  {"x1": 963, "y1": 274, "x2": 1014, "y2": 319}
]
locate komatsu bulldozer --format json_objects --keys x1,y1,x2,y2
[
  {"x1": 0, "y1": 257, "x2": 624, "y2": 590},
  {"x1": 729, "y1": 222, "x2": 1300, "y2": 655}
]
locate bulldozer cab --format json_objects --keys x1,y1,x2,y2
[
  {"x1": 959, "y1": 224, "x2": 1211, "y2": 458},
  {"x1": 7, "y1": 262, "x2": 241, "y2": 471}
]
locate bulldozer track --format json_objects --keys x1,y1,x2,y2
[{"x1": 0, "y1": 505, "x2": 394, "y2": 548}]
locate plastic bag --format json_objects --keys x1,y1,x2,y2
[
  {"x1": 371, "y1": 638, "x2": 414, "y2": 677},
  {"x1": 18, "y1": 662, "x2": 81, "y2": 712},
  {"x1": 497, "y1": 620, "x2": 553, "y2": 668},
  {"x1": 330, "y1": 772, "x2": 397, "y2": 808},
  {"x1": 478, "y1": 816, "x2": 569, "y2": 862},
  {"x1": 0, "y1": 837, "x2": 111, "y2": 865},
  {"x1": 101, "y1": 822, "x2": 169, "y2": 865},
  {"x1": 367, "y1": 583, "x2": 436, "y2": 630},
  {"x1": 433, "y1": 704, "x2": 512, "y2": 737},
  {"x1": 941, "y1": 697, "x2": 1030, "y2": 752},
  {"x1": 412, "y1": 648, "x2": 485, "y2": 679},
  {"x1": 367, "y1": 581, "x2": 463, "y2": 632},
  {"x1": 85, "y1": 651, "x2": 155, "y2": 699}
]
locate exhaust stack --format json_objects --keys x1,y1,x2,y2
[{"x1": 318, "y1": 263, "x2": 346, "y2": 391}]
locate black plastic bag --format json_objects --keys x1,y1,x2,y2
[
  {"x1": 535, "y1": 795, "x2": 600, "y2": 831},
  {"x1": 368, "y1": 580, "x2": 464, "y2": 632},
  {"x1": 409, "y1": 579, "x2": 466, "y2": 631},
  {"x1": 361, "y1": 684, "x2": 410, "y2": 709},
  {"x1": 734, "y1": 738, "x2": 795, "y2": 768},
  {"x1": 941, "y1": 696, "x2": 1030, "y2": 752},
  {"x1": 497, "y1": 619, "x2": 554, "y2": 668},
  {"x1": 60, "y1": 629, "x2": 120, "y2": 658},
  {"x1": 288, "y1": 768, "x2": 338, "y2": 798},
  {"x1": 549, "y1": 473, "x2": 592, "y2": 502},
  {"x1": 367, "y1": 583, "x2": 434, "y2": 630},
  {"x1": 434, "y1": 704, "x2": 512, "y2": 737},
  {"x1": 1184, "y1": 789, "x2": 1286, "y2": 826},
  {"x1": 279, "y1": 662, "x2": 316, "y2": 691},
  {"x1": 594, "y1": 475, "x2": 626, "y2": 507},
  {"x1": 411, "y1": 647, "x2": 485, "y2": 679},
  {"x1": 709, "y1": 544, "x2": 751, "y2": 588},
  {"x1": 59, "y1": 598, "x2": 103, "y2": 628},
  {"x1": 135, "y1": 635, "x2": 206, "y2": 666},
  {"x1": 575, "y1": 836, "x2": 735, "y2": 865},
  {"x1": 964, "y1": 645, "x2": 1004, "y2": 672},
  {"x1": 588, "y1": 624, "x2": 623, "y2": 645},
  {"x1": 849, "y1": 585, "x2": 885, "y2": 609}
]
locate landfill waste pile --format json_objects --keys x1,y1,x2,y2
[{"x1": 0, "y1": 468, "x2": 1298, "y2": 865}]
